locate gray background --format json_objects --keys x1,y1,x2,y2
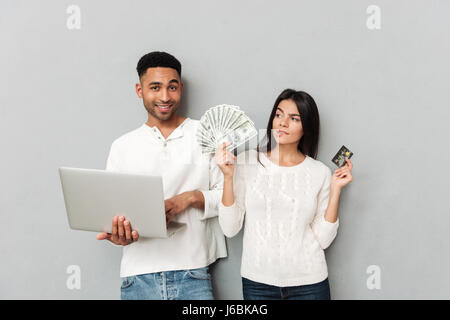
[{"x1": 1, "y1": 0, "x2": 449, "y2": 299}]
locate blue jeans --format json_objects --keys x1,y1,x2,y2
[
  {"x1": 120, "y1": 267, "x2": 214, "y2": 300},
  {"x1": 242, "y1": 277, "x2": 331, "y2": 300}
]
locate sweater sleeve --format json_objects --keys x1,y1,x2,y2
[
  {"x1": 310, "y1": 166, "x2": 339, "y2": 249},
  {"x1": 198, "y1": 154, "x2": 224, "y2": 220},
  {"x1": 218, "y1": 154, "x2": 247, "y2": 238}
]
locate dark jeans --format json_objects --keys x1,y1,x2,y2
[{"x1": 242, "y1": 277, "x2": 331, "y2": 300}]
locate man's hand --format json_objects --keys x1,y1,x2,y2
[
  {"x1": 165, "y1": 191, "x2": 203, "y2": 224},
  {"x1": 96, "y1": 215, "x2": 139, "y2": 246}
]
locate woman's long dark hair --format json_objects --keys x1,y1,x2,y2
[{"x1": 257, "y1": 89, "x2": 320, "y2": 167}]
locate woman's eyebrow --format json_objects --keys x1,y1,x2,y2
[{"x1": 277, "y1": 107, "x2": 300, "y2": 117}]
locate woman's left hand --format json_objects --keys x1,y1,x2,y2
[{"x1": 331, "y1": 158, "x2": 354, "y2": 190}]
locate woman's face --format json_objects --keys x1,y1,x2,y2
[{"x1": 272, "y1": 99, "x2": 303, "y2": 145}]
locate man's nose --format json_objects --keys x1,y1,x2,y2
[{"x1": 159, "y1": 89, "x2": 170, "y2": 102}]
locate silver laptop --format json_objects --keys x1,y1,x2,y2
[{"x1": 58, "y1": 167, "x2": 186, "y2": 238}]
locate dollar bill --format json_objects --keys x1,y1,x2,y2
[
  {"x1": 216, "y1": 120, "x2": 258, "y2": 151},
  {"x1": 197, "y1": 104, "x2": 257, "y2": 154}
]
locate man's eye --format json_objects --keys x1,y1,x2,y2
[
  {"x1": 169, "y1": 86, "x2": 177, "y2": 90},
  {"x1": 151, "y1": 86, "x2": 159, "y2": 90}
]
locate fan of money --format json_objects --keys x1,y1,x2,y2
[{"x1": 196, "y1": 104, "x2": 258, "y2": 154}]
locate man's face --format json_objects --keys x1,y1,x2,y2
[{"x1": 136, "y1": 67, "x2": 183, "y2": 121}]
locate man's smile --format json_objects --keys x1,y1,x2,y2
[{"x1": 156, "y1": 104, "x2": 172, "y2": 112}]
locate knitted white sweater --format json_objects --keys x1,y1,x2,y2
[{"x1": 219, "y1": 150, "x2": 339, "y2": 287}]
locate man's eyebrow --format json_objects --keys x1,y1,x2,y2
[
  {"x1": 276, "y1": 107, "x2": 300, "y2": 117},
  {"x1": 148, "y1": 79, "x2": 179, "y2": 86}
]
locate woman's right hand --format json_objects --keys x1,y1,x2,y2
[{"x1": 215, "y1": 142, "x2": 236, "y2": 178}]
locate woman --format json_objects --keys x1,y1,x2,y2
[{"x1": 216, "y1": 89, "x2": 353, "y2": 300}]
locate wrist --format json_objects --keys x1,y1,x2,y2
[
  {"x1": 223, "y1": 175, "x2": 234, "y2": 182},
  {"x1": 330, "y1": 186, "x2": 342, "y2": 197},
  {"x1": 188, "y1": 190, "x2": 204, "y2": 209}
]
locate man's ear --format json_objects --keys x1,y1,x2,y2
[{"x1": 136, "y1": 82, "x2": 143, "y2": 98}]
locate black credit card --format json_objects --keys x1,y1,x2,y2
[{"x1": 332, "y1": 145, "x2": 353, "y2": 167}]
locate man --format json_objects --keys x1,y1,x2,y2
[{"x1": 96, "y1": 51, "x2": 227, "y2": 300}]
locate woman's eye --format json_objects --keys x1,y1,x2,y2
[
  {"x1": 292, "y1": 117, "x2": 299, "y2": 121},
  {"x1": 276, "y1": 114, "x2": 281, "y2": 118}
]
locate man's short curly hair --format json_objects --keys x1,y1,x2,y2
[{"x1": 136, "y1": 51, "x2": 182, "y2": 78}]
